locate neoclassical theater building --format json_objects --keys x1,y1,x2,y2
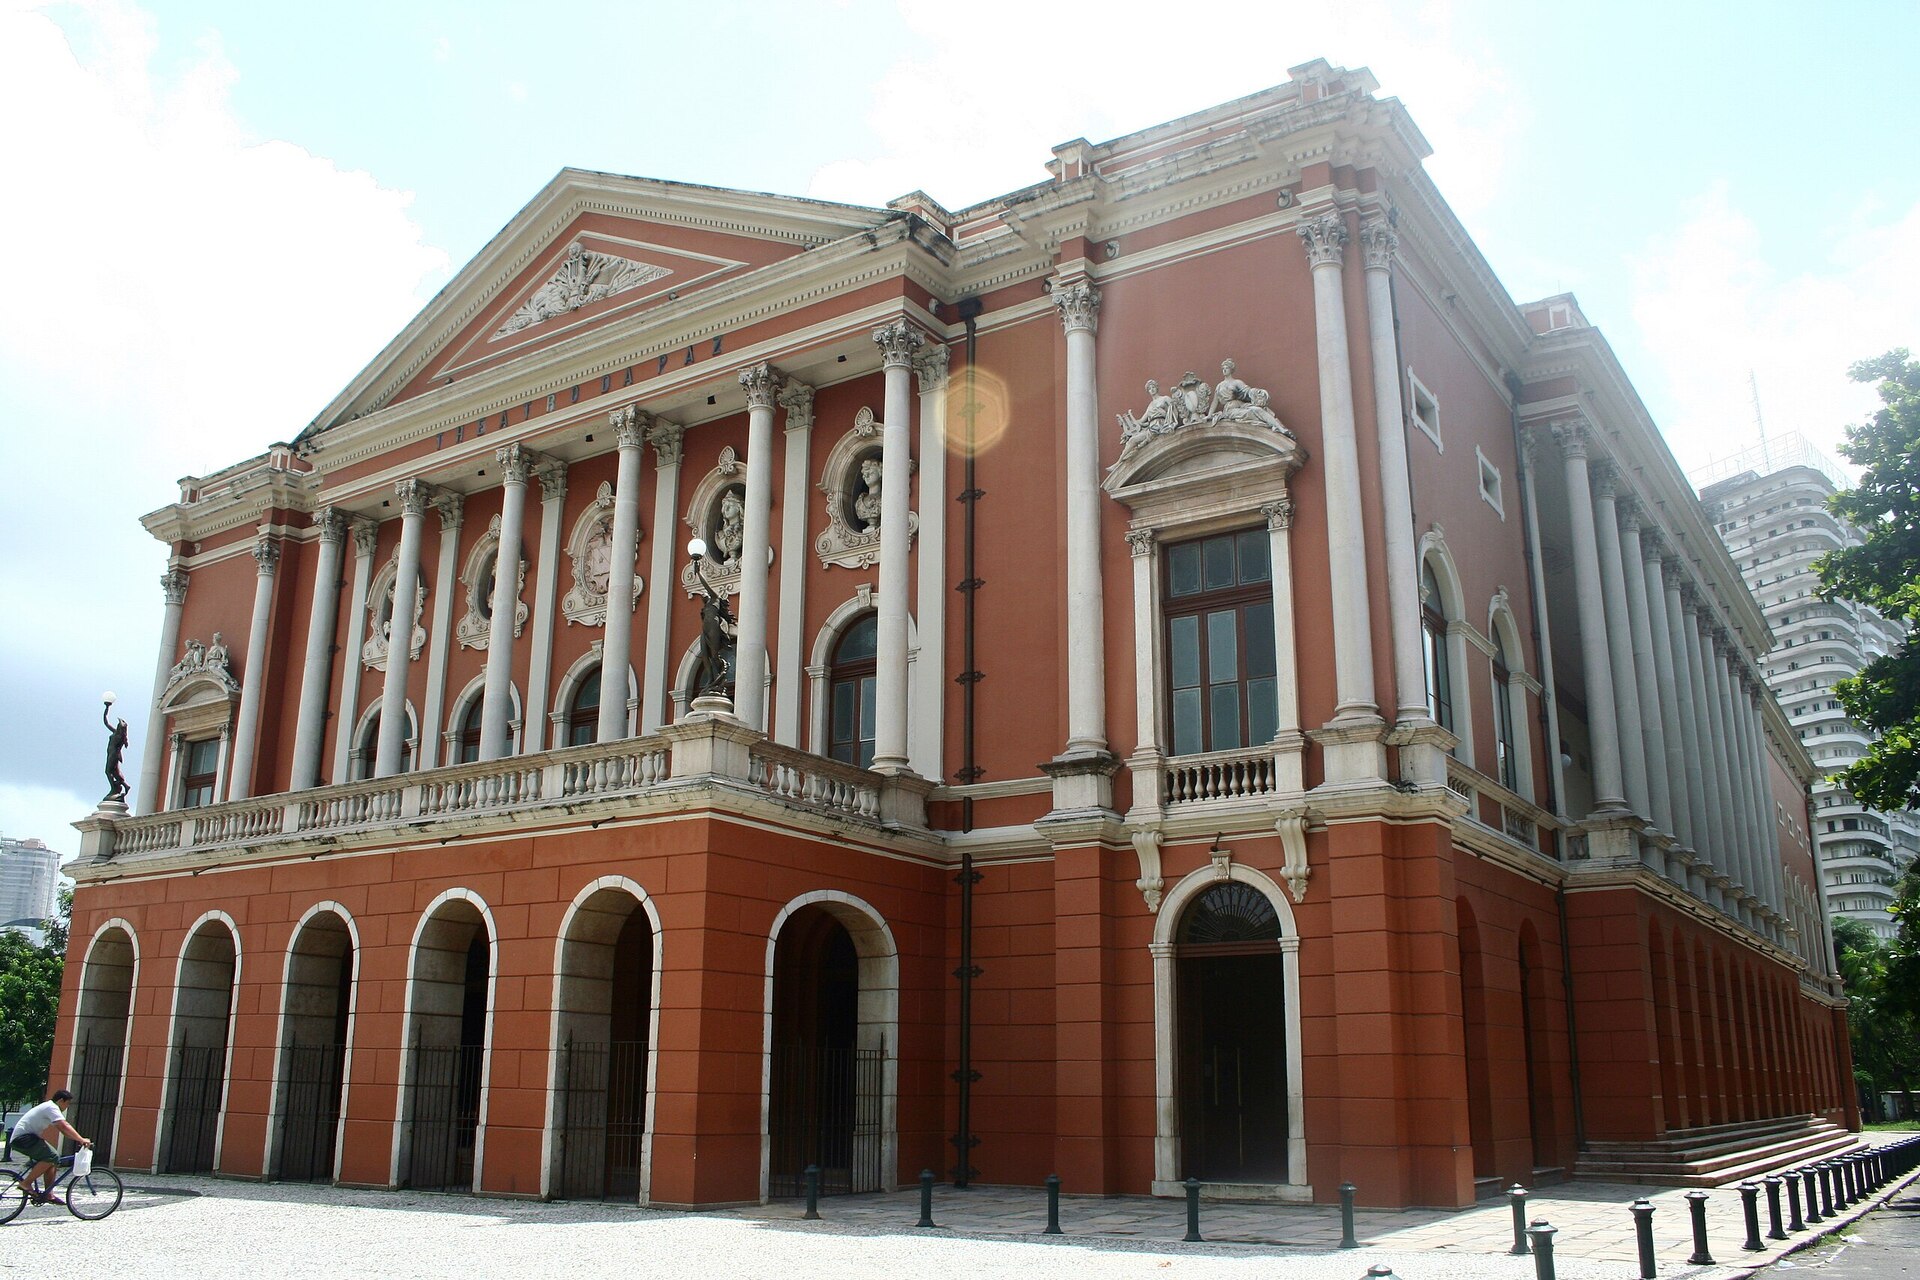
[{"x1": 59, "y1": 62, "x2": 1858, "y2": 1209}]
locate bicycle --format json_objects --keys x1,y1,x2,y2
[{"x1": 0, "y1": 1151, "x2": 124, "y2": 1222}]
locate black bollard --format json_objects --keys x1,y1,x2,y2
[
  {"x1": 1631, "y1": 1198, "x2": 1656, "y2": 1279},
  {"x1": 803, "y1": 1164, "x2": 821, "y2": 1220},
  {"x1": 917, "y1": 1169, "x2": 936, "y2": 1229},
  {"x1": 1340, "y1": 1181, "x2": 1359, "y2": 1250},
  {"x1": 1786, "y1": 1170, "x2": 1805, "y2": 1232},
  {"x1": 1183, "y1": 1177, "x2": 1202, "y2": 1243},
  {"x1": 1801, "y1": 1167, "x2": 1822, "y2": 1224},
  {"x1": 1765, "y1": 1175, "x2": 1787, "y2": 1241},
  {"x1": 1527, "y1": 1218, "x2": 1557, "y2": 1280},
  {"x1": 1685, "y1": 1190, "x2": 1715, "y2": 1266},
  {"x1": 1508, "y1": 1183, "x2": 1531, "y2": 1256},
  {"x1": 1739, "y1": 1181, "x2": 1763, "y2": 1251},
  {"x1": 1043, "y1": 1174, "x2": 1061, "y2": 1235},
  {"x1": 1818, "y1": 1161, "x2": 1836, "y2": 1217}
]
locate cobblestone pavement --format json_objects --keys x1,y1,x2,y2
[{"x1": 0, "y1": 1135, "x2": 1910, "y2": 1279}]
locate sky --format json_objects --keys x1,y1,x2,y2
[{"x1": 2, "y1": 0, "x2": 1917, "y2": 861}]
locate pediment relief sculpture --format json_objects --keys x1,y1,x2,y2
[
  {"x1": 679, "y1": 446, "x2": 748, "y2": 598},
  {"x1": 1115, "y1": 359, "x2": 1294, "y2": 461},
  {"x1": 456, "y1": 513, "x2": 530, "y2": 651},
  {"x1": 163, "y1": 634, "x2": 239, "y2": 695},
  {"x1": 362, "y1": 557, "x2": 428, "y2": 671},
  {"x1": 493, "y1": 242, "x2": 672, "y2": 338},
  {"x1": 815, "y1": 406, "x2": 917, "y2": 570},
  {"x1": 562, "y1": 481, "x2": 645, "y2": 627}
]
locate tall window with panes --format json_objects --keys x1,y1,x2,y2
[{"x1": 1163, "y1": 529, "x2": 1278, "y2": 756}]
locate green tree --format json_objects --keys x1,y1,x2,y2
[{"x1": 1818, "y1": 349, "x2": 1920, "y2": 813}]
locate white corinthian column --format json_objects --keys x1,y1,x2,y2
[
  {"x1": 480, "y1": 444, "x2": 533, "y2": 760},
  {"x1": 733, "y1": 363, "x2": 781, "y2": 731},
  {"x1": 290, "y1": 508, "x2": 347, "y2": 790},
  {"x1": 376, "y1": 479, "x2": 432, "y2": 777},
  {"x1": 137, "y1": 566, "x2": 190, "y2": 813},
  {"x1": 227, "y1": 536, "x2": 281, "y2": 801},
  {"x1": 1054, "y1": 277, "x2": 1108, "y2": 759},
  {"x1": 872, "y1": 321, "x2": 922, "y2": 772}
]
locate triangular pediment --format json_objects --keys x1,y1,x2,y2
[{"x1": 303, "y1": 170, "x2": 887, "y2": 436}]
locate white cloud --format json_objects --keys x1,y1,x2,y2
[
  {"x1": 0, "y1": 0, "x2": 448, "y2": 815},
  {"x1": 807, "y1": 0, "x2": 1522, "y2": 216},
  {"x1": 1628, "y1": 182, "x2": 1920, "y2": 477}
]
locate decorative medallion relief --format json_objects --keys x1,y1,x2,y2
[
  {"x1": 679, "y1": 446, "x2": 749, "y2": 598},
  {"x1": 563, "y1": 481, "x2": 645, "y2": 627},
  {"x1": 455, "y1": 514, "x2": 529, "y2": 651},
  {"x1": 815, "y1": 407, "x2": 917, "y2": 570},
  {"x1": 493, "y1": 242, "x2": 672, "y2": 339},
  {"x1": 1115, "y1": 358, "x2": 1293, "y2": 460},
  {"x1": 362, "y1": 557, "x2": 427, "y2": 671}
]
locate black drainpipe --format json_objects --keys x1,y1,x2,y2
[{"x1": 951, "y1": 297, "x2": 985, "y2": 1186}]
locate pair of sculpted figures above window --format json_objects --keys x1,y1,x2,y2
[{"x1": 1117, "y1": 358, "x2": 1292, "y2": 458}]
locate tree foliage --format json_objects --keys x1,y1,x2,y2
[
  {"x1": 1818, "y1": 349, "x2": 1920, "y2": 813},
  {"x1": 0, "y1": 893, "x2": 67, "y2": 1107}
]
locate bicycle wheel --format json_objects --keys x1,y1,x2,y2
[
  {"x1": 64, "y1": 1168, "x2": 123, "y2": 1220},
  {"x1": 0, "y1": 1170, "x2": 26, "y2": 1225}
]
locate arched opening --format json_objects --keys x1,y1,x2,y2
[
  {"x1": 70, "y1": 924, "x2": 137, "y2": 1165},
  {"x1": 551, "y1": 883, "x2": 657, "y2": 1202},
  {"x1": 1456, "y1": 899, "x2": 1496, "y2": 1179},
  {"x1": 162, "y1": 916, "x2": 238, "y2": 1173},
  {"x1": 1516, "y1": 922, "x2": 1555, "y2": 1170},
  {"x1": 827, "y1": 613, "x2": 878, "y2": 768},
  {"x1": 399, "y1": 895, "x2": 493, "y2": 1192},
  {"x1": 271, "y1": 908, "x2": 355, "y2": 1181},
  {"x1": 1648, "y1": 924, "x2": 1683, "y2": 1132},
  {"x1": 765, "y1": 898, "x2": 896, "y2": 1198},
  {"x1": 1175, "y1": 881, "x2": 1288, "y2": 1181}
]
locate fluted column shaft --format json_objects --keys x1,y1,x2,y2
[
  {"x1": 227, "y1": 536, "x2": 280, "y2": 800},
  {"x1": 1360, "y1": 219, "x2": 1427, "y2": 726},
  {"x1": 1592, "y1": 467, "x2": 1652, "y2": 822},
  {"x1": 376, "y1": 481, "x2": 430, "y2": 777},
  {"x1": 873, "y1": 323, "x2": 921, "y2": 771},
  {"x1": 1054, "y1": 279, "x2": 1108, "y2": 756},
  {"x1": 290, "y1": 511, "x2": 346, "y2": 790},
  {"x1": 480, "y1": 446, "x2": 532, "y2": 759},
  {"x1": 1556, "y1": 425, "x2": 1626, "y2": 812},
  {"x1": 732, "y1": 364, "x2": 781, "y2": 730},
  {"x1": 1299, "y1": 213, "x2": 1379, "y2": 727},
  {"x1": 332, "y1": 522, "x2": 378, "y2": 784},
  {"x1": 599, "y1": 411, "x2": 648, "y2": 742},
  {"x1": 640, "y1": 423, "x2": 684, "y2": 734},
  {"x1": 1641, "y1": 542, "x2": 1693, "y2": 849},
  {"x1": 137, "y1": 568, "x2": 190, "y2": 813},
  {"x1": 1617, "y1": 505, "x2": 1673, "y2": 837}
]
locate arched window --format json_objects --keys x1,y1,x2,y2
[
  {"x1": 828, "y1": 614, "x2": 878, "y2": 768},
  {"x1": 1163, "y1": 529, "x2": 1277, "y2": 756},
  {"x1": 1492, "y1": 630, "x2": 1519, "y2": 792},
  {"x1": 1421, "y1": 562, "x2": 1454, "y2": 735},
  {"x1": 455, "y1": 697, "x2": 483, "y2": 765},
  {"x1": 567, "y1": 665, "x2": 601, "y2": 748}
]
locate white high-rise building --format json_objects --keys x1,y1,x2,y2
[
  {"x1": 0, "y1": 835, "x2": 61, "y2": 933},
  {"x1": 1699, "y1": 435, "x2": 1920, "y2": 940}
]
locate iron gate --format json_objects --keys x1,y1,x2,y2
[
  {"x1": 163, "y1": 1043, "x2": 227, "y2": 1174},
  {"x1": 553, "y1": 1037, "x2": 648, "y2": 1201},
  {"x1": 70, "y1": 1033, "x2": 125, "y2": 1167},
  {"x1": 768, "y1": 1044, "x2": 885, "y2": 1196},
  {"x1": 405, "y1": 1042, "x2": 484, "y2": 1191},
  {"x1": 275, "y1": 1043, "x2": 346, "y2": 1182}
]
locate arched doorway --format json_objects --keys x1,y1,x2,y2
[
  {"x1": 161, "y1": 914, "x2": 239, "y2": 1174},
  {"x1": 763, "y1": 895, "x2": 898, "y2": 1199},
  {"x1": 270, "y1": 906, "x2": 356, "y2": 1181},
  {"x1": 1173, "y1": 880, "x2": 1289, "y2": 1182},
  {"x1": 550, "y1": 880, "x2": 658, "y2": 1202},
  {"x1": 69, "y1": 922, "x2": 137, "y2": 1166},
  {"x1": 398, "y1": 892, "x2": 493, "y2": 1192}
]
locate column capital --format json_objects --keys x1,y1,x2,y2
[
  {"x1": 1052, "y1": 279, "x2": 1100, "y2": 335},
  {"x1": 913, "y1": 342, "x2": 950, "y2": 393},
  {"x1": 1263, "y1": 496, "x2": 1296, "y2": 531},
  {"x1": 648, "y1": 418, "x2": 684, "y2": 467},
  {"x1": 494, "y1": 442, "x2": 539, "y2": 484},
  {"x1": 252, "y1": 536, "x2": 281, "y2": 576},
  {"x1": 606, "y1": 404, "x2": 649, "y2": 451},
  {"x1": 314, "y1": 506, "x2": 346, "y2": 545},
  {"x1": 432, "y1": 490, "x2": 465, "y2": 532},
  {"x1": 1358, "y1": 215, "x2": 1398, "y2": 272},
  {"x1": 536, "y1": 461, "x2": 569, "y2": 503},
  {"x1": 1551, "y1": 419, "x2": 1588, "y2": 459},
  {"x1": 738, "y1": 361, "x2": 783, "y2": 409},
  {"x1": 1297, "y1": 211, "x2": 1348, "y2": 269},
  {"x1": 395, "y1": 477, "x2": 436, "y2": 517},
  {"x1": 779, "y1": 379, "x2": 816, "y2": 431},
  {"x1": 1125, "y1": 528, "x2": 1156, "y2": 557},
  {"x1": 873, "y1": 319, "x2": 926, "y2": 368},
  {"x1": 351, "y1": 518, "x2": 380, "y2": 559},
  {"x1": 161, "y1": 566, "x2": 190, "y2": 606}
]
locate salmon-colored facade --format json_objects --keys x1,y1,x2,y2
[{"x1": 60, "y1": 62, "x2": 1855, "y2": 1210}]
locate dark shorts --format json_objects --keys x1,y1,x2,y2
[{"x1": 10, "y1": 1134, "x2": 58, "y2": 1165}]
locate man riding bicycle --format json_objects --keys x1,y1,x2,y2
[{"x1": 7, "y1": 1090, "x2": 91, "y2": 1207}]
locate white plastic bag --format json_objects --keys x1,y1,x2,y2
[{"x1": 71, "y1": 1146, "x2": 92, "y2": 1178}]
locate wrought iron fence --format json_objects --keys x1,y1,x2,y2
[
  {"x1": 404, "y1": 1042, "x2": 484, "y2": 1192},
  {"x1": 163, "y1": 1043, "x2": 227, "y2": 1174},
  {"x1": 767, "y1": 1044, "x2": 884, "y2": 1197},
  {"x1": 553, "y1": 1037, "x2": 649, "y2": 1201},
  {"x1": 70, "y1": 1033, "x2": 125, "y2": 1167},
  {"x1": 275, "y1": 1043, "x2": 346, "y2": 1182}
]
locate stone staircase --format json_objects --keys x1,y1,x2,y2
[{"x1": 1574, "y1": 1116, "x2": 1860, "y2": 1186}]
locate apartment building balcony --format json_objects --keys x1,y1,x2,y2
[{"x1": 75, "y1": 709, "x2": 935, "y2": 872}]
